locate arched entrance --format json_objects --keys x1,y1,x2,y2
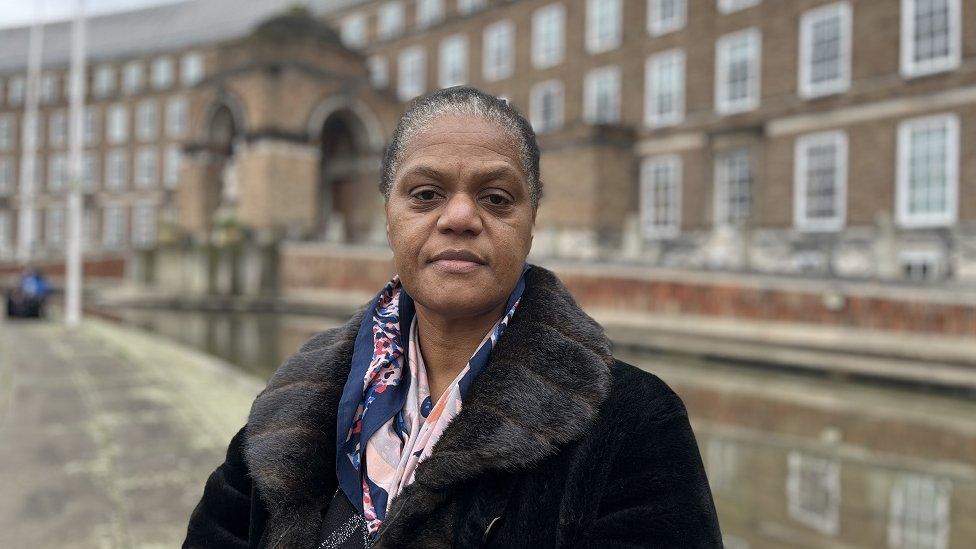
[
  {"x1": 207, "y1": 103, "x2": 241, "y2": 230},
  {"x1": 317, "y1": 109, "x2": 370, "y2": 242}
]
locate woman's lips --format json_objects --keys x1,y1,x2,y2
[{"x1": 431, "y1": 259, "x2": 483, "y2": 274}]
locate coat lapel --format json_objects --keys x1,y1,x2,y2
[{"x1": 242, "y1": 266, "x2": 614, "y2": 548}]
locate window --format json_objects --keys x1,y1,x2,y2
[
  {"x1": 40, "y1": 73, "x2": 59, "y2": 104},
  {"x1": 483, "y1": 20, "x2": 515, "y2": 82},
  {"x1": 889, "y1": 475, "x2": 952, "y2": 548},
  {"x1": 640, "y1": 155, "x2": 682, "y2": 238},
  {"x1": 48, "y1": 154, "x2": 68, "y2": 192},
  {"x1": 0, "y1": 115, "x2": 15, "y2": 150},
  {"x1": 164, "y1": 144, "x2": 181, "y2": 189},
  {"x1": 378, "y1": 2, "x2": 405, "y2": 40},
  {"x1": 718, "y1": 0, "x2": 760, "y2": 13},
  {"x1": 82, "y1": 152, "x2": 98, "y2": 192},
  {"x1": 586, "y1": 0, "x2": 622, "y2": 54},
  {"x1": 181, "y1": 52, "x2": 205, "y2": 86},
  {"x1": 715, "y1": 28, "x2": 762, "y2": 114},
  {"x1": 714, "y1": 148, "x2": 753, "y2": 226},
  {"x1": 532, "y1": 4, "x2": 566, "y2": 69},
  {"x1": 136, "y1": 100, "x2": 158, "y2": 142},
  {"x1": 897, "y1": 114, "x2": 958, "y2": 227},
  {"x1": 132, "y1": 202, "x2": 156, "y2": 248},
  {"x1": 584, "y1": 66, "x2": 621, "y2": 124},
  {"x1": 794, "y1": 131, "x2": 847, "y2": 231},
  {"x1": 706, "y1": 438, "x2": 739, "y2": 494},
  {"x1": 8, "y1": 76, "x2": 25, "y2": 106},
  {"x1": 458, "y1": 0, "x2": 487, "y2": 15},
  {"x1": 135, "y1": 147, "x2": 157, "y2": 188},
  {"x1": 0, "y1": 210, "x2": 10, "y2": 252},
  {"x1": 530, "y1": 80, "x2": 564, "y2": 134},
  {"x1": 45, "y1": 206, "x2": 65, "y2": 247},
  {"x1": 149, "y1": 57, "x2": 174, "y2": 90},
  {"x1": 439, "y1": 34, "x2": 469, "y2": 88},
  {"x1": 107, "y1": 104, "x2": 128, "y2": 143},
  {"x1": 800, "y1": 2, "x2": 852, "y2": 98},
  {"x1": 645, "y1": 49, "x2": 685, "y2": 127},
  {"x1": 398, "y1": 46, "x2": 427, "y2": 101},
  {"x1": 93, "y1": 65, "x2": 116, "y2": 98},
  {"x1": 901, "y1": 0, "x2": 960, "y2": 77},
  {"x1": 49, "y1": 110, "x2": 67, "y2": 148},
  {"x1": 368, "y1": 56, "x2": 389, "y2": 89},
  {"x1": 648, "y1": 0, "x2": 686, "y2": 36},
  {"x1": 341, "y1": 13, "x2": 368, "y2": 49},
  {"x1": 106, "y1": 149, "x2": 128, "y2": 190},
  {"x1": 417, "y1": 0, "x2": 444, "y2": 28},
  {"x1": 103, "y1": 204, "x2": 127, "y2": 248},
  {"x1": 166, "y1": 96, "x2": 187, "y2": 138},
  {"x1": 82, "y1": 208, "x2": 96, "y2": 246},
  {"x1": 84, "y1": 106, "x2": 100, "y2": 146},
  {"x1": 787, "y1": 451, "x2": 840, "y2": 535},
  {"x1": 123, "y1": 62, "x2": 144, "y2": 94},
  {"x1": 0, "y1": 157, "x2": 13, "y2": 195}
]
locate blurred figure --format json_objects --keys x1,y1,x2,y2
[{"x1": 6, "y1": 266, "x2": 50, "y2": 319}]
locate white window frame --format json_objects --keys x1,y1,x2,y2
[
  {"x1": 102, "y1": 204, "x2": 127, "y2": 248},
  {"x1": 713, "y1": 147, "x2": 753, "y2": 226},
  {"x1": 715, "y1": 28, "x2": 762, "y2": 115},
  {"x1": 799, "y1": 2, "x2": 852, "y2": 99},
  {"x1": 439, "y1": 34, "x2": 469, "y2": 88},
  {"x1": 84, "y1": 106, "x2": 100, "y2": 146},
  {"x1": 794, "y1": 130, "x2": 848, "y2": 232},
  {"x1": 107, "y1": 104, "x2": 128, "y2": 144},
  {"x1": 532, "y1": 3, "x2": 566, "y2": 69},
  {"x1": 8, "y1": 76, "x2": 25, "y2": 106},
  {"x1": 718, "y1": 0, "x2": 760, "y2": 14},
  {"x1": 458, "y1": 0, "x2": 487, "y2": 16},
  {"x1": 584, "y1": 65, "x2": 621, "y2": 124},
  {"x1": 900, "y1": 0, "x2": 961, "y2": 78},
  {"x1": 135, "y1": 146, "x2": 157, "y2": 189},
  {"x1": 123, "y1": 61, "x2": 144, "y2": 94},
  {"x1": 93, "y1": 65, "x2": 116, "y2": 98},
  {"x1": 645, "y1": 49, "x2": 685, "y2": 128},
  {"x1": 164, "y1": 144, "x2": 181, "y2": 189},
  {"x1": 888, "y1": 473, "x2": 952, "y2": 549},
  {"x1": 166, "y1": 96, "x2": 188, "y2": 139},
  {"x1": 48, "y1": 154, "x2": 68, "y2": 192},
  {"x1": 40, "y1": 73, "x2": 59, "y2": 104},
  {"x1": 0, "y1": 157, "x2": 14, "y2": 195},
  {"x1": 640, "y1": 154, "x2": 682, "y2": 239},
  {"x1": 0, "y1": 209, "x2": 11, "y2": 253},
  {"x1": 417, "y1": 0, "x2": 445, "y2": 29},
  {"x1": 181, "y1": 52, "x2": 205, "y2": 86},
  {"x1": 586, "y1": 0, "x2": 622, "y2": 54},
  {"x1": 136, "y1": 100, "x2": 158, "y2": 142},
  {"x1": 341, "y1": 12, "x2": 368, "y2": 49},
  {"x1": 106, "y1": 149, "x2": 128, "y2": 190},
  {"x1": 45, "y1": 205, "x2": 65, "y2": 247},
  {"x1": 151, "y1": 57, "x2": 175, "y2": 90},
  {"x1": 132, "y1": 201, "x2": 157, "y2": 248},
  {"x1": 530, "y1": 80, "x2": 564, "y2": 134},
  {"x1": 896, "y1": 113, "x2": 959, "y2": 228},
  {"x1": 368, "y1": 56, "x2": 390, "y2": 89},
  {"x1": 483, "y1": 20, "x2": 515, "y2": 82},
  {"x1": 786, "y1": 451, "x2": 840, "y2": 536},
  {"x1": 0, "y1": 114, "x2": 15, "y2": 151},
  {"x1": 82, "y1": 151, "x2": 98, "y2": 192},
  {"x1": 378, "y1": 2, "x2": 405, "y2": 40},
  {"x1": 648, "y1": 0, "x2": 687, "y2": 36},
  {"x1": 49, "y1": 110, "x2": 67, "y2": 148},
  {"x1": 397, "y1": 46, "x2": 427, "y2": 101}
]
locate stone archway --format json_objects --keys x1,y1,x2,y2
[
  {"x1": 317, "y1": 109, "x2": 369, "y2": 242},
  {"x1": 207, "y1": 103, "x2": 241, "y2": 229}
]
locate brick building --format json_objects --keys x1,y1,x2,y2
[{"x1": 1, "y1": 0, "x2": 975, "y2": 284}]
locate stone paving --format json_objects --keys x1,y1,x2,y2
[{"x1": 0, "y1": 315, "x2": 264, "y2": 548}]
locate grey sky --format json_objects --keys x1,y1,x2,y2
[{"x1": 0, "y1": 0, "x2": 185, "y2": 29}]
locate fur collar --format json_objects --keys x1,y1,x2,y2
[{"x1": 243, "y1": 266, "x2": 614, "y2": 547}]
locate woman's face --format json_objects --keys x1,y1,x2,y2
[{"x1": 385, "y1": 114, "x2": 536, "y2": 320}]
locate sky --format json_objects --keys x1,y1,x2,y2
[{"x1": 0, "y1": 0, "x2": 185, "y2": 29}]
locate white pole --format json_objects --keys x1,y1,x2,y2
[
  {"x1": 65, "y1": 0, "x2": 86, "y2": 327},
  {"x1": 16, "y1": 1, "x2": 44, "y2": 263}
]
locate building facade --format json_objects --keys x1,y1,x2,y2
[{"x1": 1, "y1": 0, "x2": 975, "y2": 284}]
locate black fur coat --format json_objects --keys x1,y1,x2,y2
[{"x1": 183, "y1": 266, "x2": 722, "y2": 548}]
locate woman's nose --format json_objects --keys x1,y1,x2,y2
[{"x1": 436, "y1": 193, "x2": 484, "y2": 235}]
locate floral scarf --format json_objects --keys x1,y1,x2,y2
[{"x1": 335, "y1": 265, "x2": 529, "y2": 536}]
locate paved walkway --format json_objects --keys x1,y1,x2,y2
[{"x1": 0, "y1": 315, "x2": 263, "y2": 548}]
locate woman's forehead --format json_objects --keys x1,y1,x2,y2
[{"x1": 397, "y1": 115, "x2": 527, "y2": 179}]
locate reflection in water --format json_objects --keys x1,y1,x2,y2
[{"x1": 104, "y1": 308, "x2": 976, "y2": 549}]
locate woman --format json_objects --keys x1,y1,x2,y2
[{"x1": 184, "y1": 87, "x2": 722, "y2": 548}]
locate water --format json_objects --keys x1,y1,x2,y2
[{"x1": 101, "y1": 306, "x2": 976, "y2": 549}]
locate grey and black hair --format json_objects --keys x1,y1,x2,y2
[{"x1": 379, "y1": 86, "x2": 543, "y2": 206}]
